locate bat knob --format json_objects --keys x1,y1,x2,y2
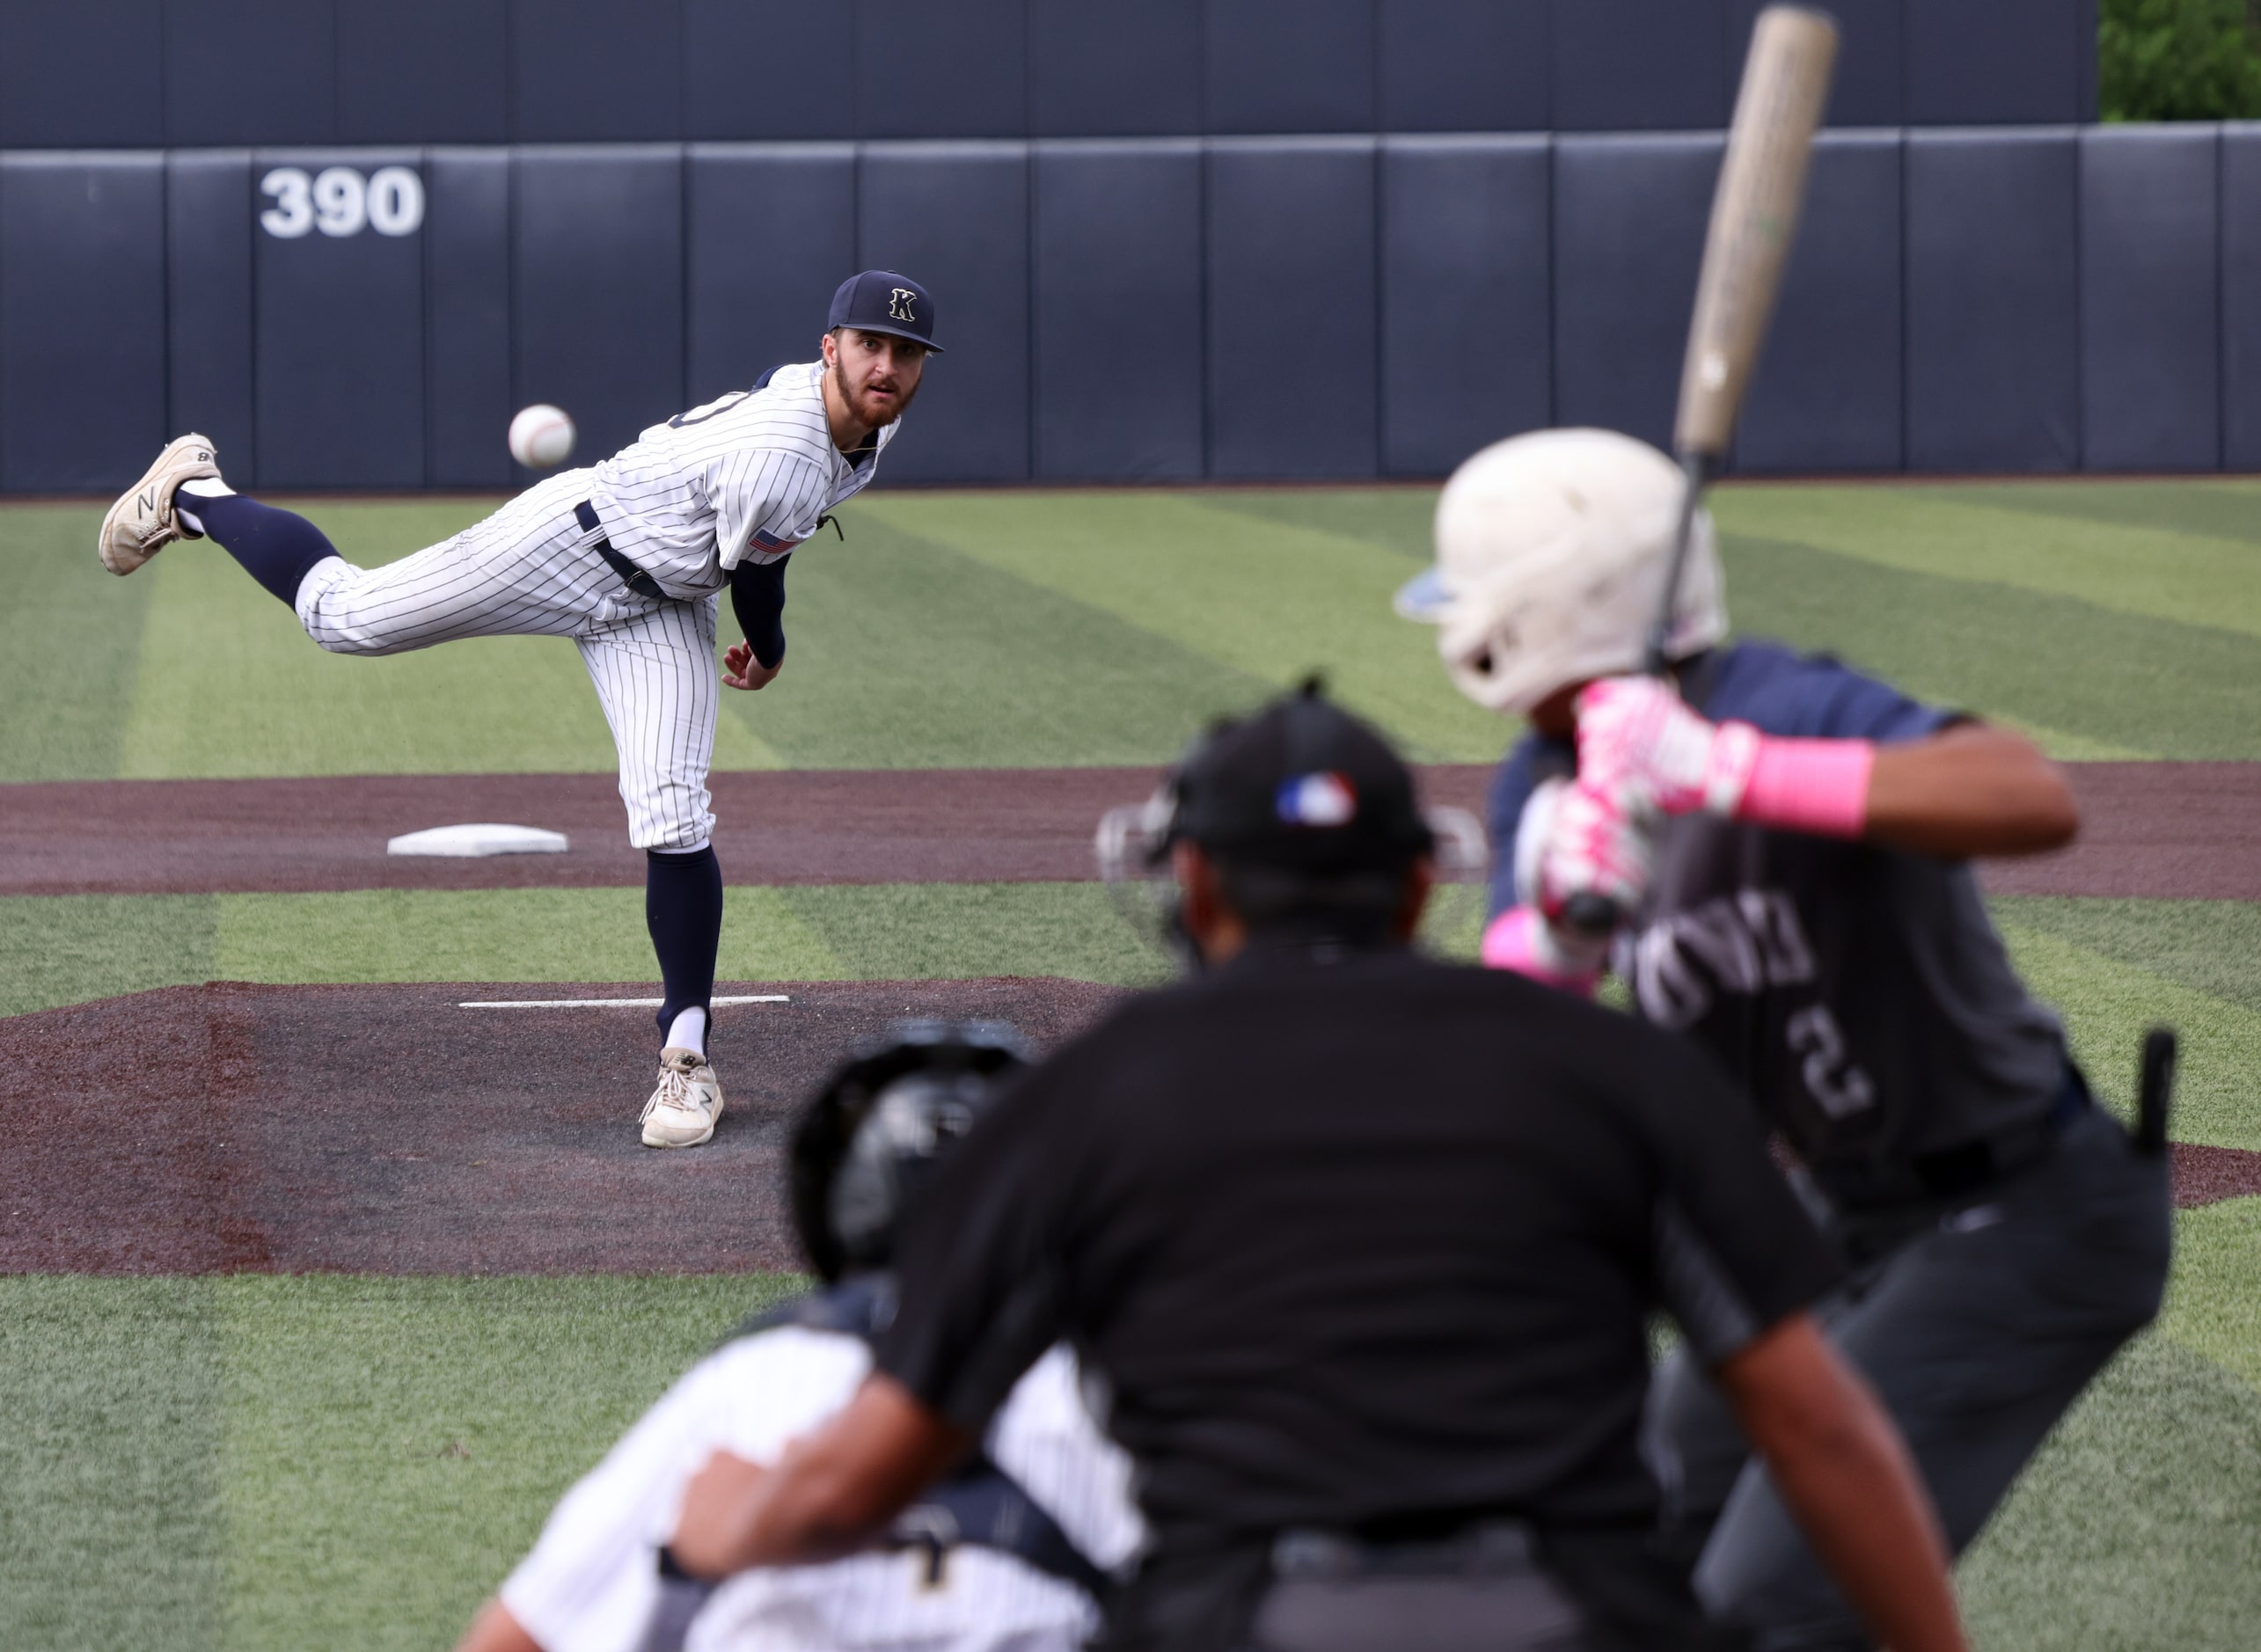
[{"x1": 1559, "y1": 892, "x2": 1622, "y2": 941}]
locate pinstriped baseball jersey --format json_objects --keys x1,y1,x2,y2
[
  {"x1": 499, "y1": 1330, "x2": 1143, "y2": 1652},
  {"x1": 591, "y1": 362, "x2": 898, "y2": 598}
]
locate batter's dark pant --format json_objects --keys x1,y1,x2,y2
[{"x1": 1643, "y1": 1105, "x2": 2171, "y2": 1651}]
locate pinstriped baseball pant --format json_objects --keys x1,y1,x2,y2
[{"x1": 293, "y1": 469, "x2": 720, "y2": 852}]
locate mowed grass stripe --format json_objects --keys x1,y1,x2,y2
[
  {"x1": 0, "y1": 1275, "x2": 790, "y2": 1652},
  {"x1": 1995, "y1": 903, "x2": 2261, "y2": 1152},
  {"x1": 1722, "y1": 534, "x2": 2261, "y2": 761},
  {"x1": 1710, "y1": 485, "x2": 2261, "y2": 640},
  {"x1": 0, "y1": 503, "x2": 154, "y2": 783},
  {"x1": 0, "y1": 883, "x2": 1164, "y2": 1018},
  {"x1": 734, "y1": 510, "x2": 1278, "y2": 769},
  {"x1": 852, "y1": 492, "x2": 1507, "y2": 764},
  {"x1": 1895, "y1": 478, "x2": 2261, "y2": 551}
]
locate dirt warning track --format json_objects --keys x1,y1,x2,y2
[
  {"x1": 0, "y1": 978, "x2": 1120, "y2": 1276},
  {"x1": 5, "y1": 762, "x2": 2256, "y2": 899}
]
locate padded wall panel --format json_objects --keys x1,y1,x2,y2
[
  {"x1": 688, "y1": 145, "x2": 857, "y2": 403},
  {"x1": 1205, "y1": 0, "x2": 1376, "y2": 135},
  {"x1": 1729, "y1": 0, "x2": 1902, "y2": 128},
  {"x1": 164, "y1": 0, "x2": 334, "y2": 147},
  {"x1": 1551, "y1": 0, "x2": 1726, "y2": 133},
  {"x1": 1380, "y1": 0, "x2": 1550, "y2": 133},
  {"x1": 1032, "y1": 142, "x2": 1204, "y2": 480},
  {"x1": 1552, "y1": 135, "x2": 1718, "y2": 453},
  {"x1": 425, "y1": 150, "x2": 515, "y2": 488},
  {"x1": 338, "y1": 0, "x2": 508, "y2": 144},
  {"x1": 858, "y1": 143, "x2": 1030, "y2": 482},
  {"x1": 1029, "y1": 2, "x2": 1203, "y2": 137},
  {"x1": 1379, "y1": 136, "x2": 1551, "y2": 476},
  {"x1": 1738, "y1": 132, "x2": 1901, "y2": 473},
  {"x1": 857, "y1": 0, "x2": 1028, "y2": 139},
  {"x1": 252, "y1": 149, "x2": 426, "y2": 488},
  {"x1": 2081, "y1": 126, "x2": 2219, "y2": 472},
  {"x1": 685, "y1": 3, "x2": 856, "y2": 141},
  {"x1": 511, "y1": 0, "x2": 683, "y2": 143},
  {"x1": 513, "y1": 147, "x2": 685, "y2": 471},
  {"x1": 1906, "y1": 129, "x2": 2079, "y2": 472},
  {"x1": 167, "y1": 152, "x2": 257, "y2": 486},
  {"x1": 1906, "y1": 0, "x2": 2089, "y2": 125},
  {"x1": 2221, "y1": 125, "x2": 2261, "y2": 470},
  {"x1": 0, "y1": 0, "x2": 162, "y2": 148},
  {"x1": 1208, "y1": 139, "x2": 1378, "y2": 479},
  {"x1": 0, "y1": 156, "x2": 167, "y2": 490}
]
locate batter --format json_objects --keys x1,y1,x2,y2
[{"x1": 97, "y1": 268, "x2": 940, "y2": 1149}]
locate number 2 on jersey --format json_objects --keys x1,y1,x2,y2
[{"x1": 1785, "y1": 1004, "x2": 1876, "y2": 1119}]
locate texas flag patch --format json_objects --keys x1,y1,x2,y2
[{"x1": 1275, "y1": 771, "x2": 1357, "y2": 828}]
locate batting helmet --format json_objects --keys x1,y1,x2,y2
[
  {"x1": 1395, "y1": 428, "x2": 1729, "y2": 714},
  {"x1": 788, "y1": 1020, "x2": 1029, "y2": 1282}
]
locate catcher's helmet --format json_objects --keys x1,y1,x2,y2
[
  {"x1": 1395, "y1": 428, "x2": 1728, "y2": 714},
  {"x1": 788, "y1": 1020, "x2": 1029, "y2": 1281}
]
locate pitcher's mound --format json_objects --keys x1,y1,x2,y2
[{"x1": 0, "y1": 978, "x2": 1123, "y2": 1276}]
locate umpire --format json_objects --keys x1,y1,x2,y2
[{"x1": 664, "y1": 688, "x2": 1968, "y2": 1652}]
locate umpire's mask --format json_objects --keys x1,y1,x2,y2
[
  {"x1": 788, "y1": 1020, "x2": 1029, "y2": 1282},
  {"x1": 1095, "y1": 680, "x2": 1485, "y2": 968}
]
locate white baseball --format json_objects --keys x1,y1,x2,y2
[{"x1": 509, "y1": 404, "x2": 576, "y2": 470}]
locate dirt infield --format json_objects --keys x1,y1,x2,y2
[
  {"x1": 6, "y1": 762, "x2": 2257, "y2": 899},
  {"x1": 4, "y1": 978, "x2": 2252, "y2": 1278},
  {"x1": 0, "y1": 978, "x2": 1120, "y2": 1276}
]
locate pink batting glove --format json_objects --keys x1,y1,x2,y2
[
  {"x1": 1533, "y1": 778, "x2": 1653, "y2": 923},
  {"x1": 1481, "y1": 906, "x2": 1603, "y2": 997},
  {"x1": 1574, "y1": 676, "x2": 1873, "y2": 840}
]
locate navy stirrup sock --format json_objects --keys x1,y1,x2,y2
[
  {"x1": 646, "y1": 846, "x2": 724, "y2": 1043},
  {"x1": 182, "y1": 491, "x2": 341, "y2": 608}
]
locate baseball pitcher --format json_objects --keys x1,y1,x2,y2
[{"x1": 98, "y1": 270, "x2": 940, "y2": 1149}]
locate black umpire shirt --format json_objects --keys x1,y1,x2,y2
[{"x1": 875, "y1": 939, "x2": 1840, "y2": 1587}]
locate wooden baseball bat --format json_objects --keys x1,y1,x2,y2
[{"x1": 1562, "y1": 6, "x2": 1837, "y2": 938}]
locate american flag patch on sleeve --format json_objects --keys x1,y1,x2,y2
[{"x1": 749, "y1": 527, "x2": 799, "y2": 552}]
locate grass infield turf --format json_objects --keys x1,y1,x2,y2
[{"x1": 3, "y1": 482, "x2": 2259, "y2": 1648}]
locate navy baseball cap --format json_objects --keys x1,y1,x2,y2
[
  {"x1": 1163, "y1": 682, "x2": 1433, "y2": 876},
  {"x1": 827, "y1": 270, "x2": 942, "y2": 353}
]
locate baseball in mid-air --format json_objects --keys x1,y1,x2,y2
[{"x1": 508, "y1": 404, "x2": 576, "y2": 470}]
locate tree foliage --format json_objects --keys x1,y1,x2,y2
[{"x1": 2099, "y1": 0, "x2": 2261, "y2": 120}]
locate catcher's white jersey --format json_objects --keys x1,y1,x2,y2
[
  {"x1": 499, "y1": 1328, "x2": 1144, "y2": 1652},
  {"x1": 591, "y1": 361, "x2": 899, "y2": 596}
]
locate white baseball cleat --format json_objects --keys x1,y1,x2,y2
[
  {"x1": 640, "y1": 1047, "x2": 725, "y2": 1148},
  {"x1": 98, "y1": 433, "x2": 220, "y2": 575}
]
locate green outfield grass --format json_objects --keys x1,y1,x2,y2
[{"x1": 4, "y1": 480, "x2": 2259, "y2": 1649}]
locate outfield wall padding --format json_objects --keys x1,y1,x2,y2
[
  {"x1": 424, "y1": 150, "x2": 515, "y2": 489},
  {"x1": 11, "y1": 125, "x2": 2261, "y2": 492},
  {"x1": 0, "y1": 155, "x2": 167, "y2": 493},
  {"x1": 1906, "y1": 128, "x2": 2081, "y2": 474},
  {"x1": 1553, "y1": 134, "x2": 1720, "y2": 456},
  {"x1": 1207, "y1": 138, "x2": 1379, "y2": 479},
  {"x1": 1033, "y1": 143, "x2": 1206, "y2": 482},
  {"x1": 1379, "y1": 135, "x2": 1552, "y2": 478},
  {"x1": 253, "y1": 147, "x2": 426, "y2": 490},
  {"x1": 1738, "y1": 131, "x2": 1904, "y2": 474},
  {"x1": 2081, "y1": 127, "x2": 2221, "y2": 473},
  {"x1": 687, "y1": 145, "x2": 859, "y2": 410},
  {"x1": 165, "y1": 151, "x2": 258, "y2": 490},
  {"x1": 512, "y1": 148, "x2": 685, "y2": 476},
  {"x1": 859, "y1": 143, "x2": 1032, "y2": 484}
]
